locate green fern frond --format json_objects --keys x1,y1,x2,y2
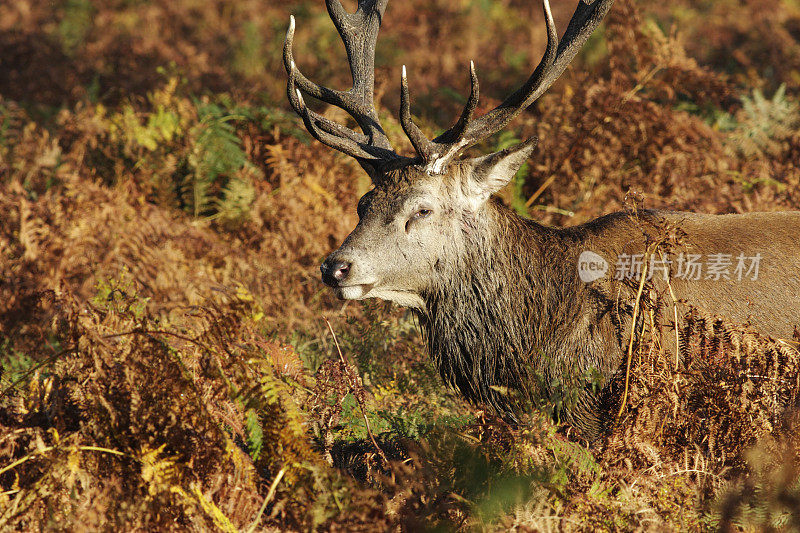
[
  {"x1": 213, "y1": 175, "x2": 256, "y2": 226},
  {"x1": 58, "y1": 0, "x2": 93, "y2": 54},
  {"x1": 245, "y1": 410, "x2": 264, "y2": 462},
  {"x1": 186, "y1": 103, "x2": 251, "y2": 217},
  {"x1": 726, "y1": 84, "x2": 800, "y2": 157}
]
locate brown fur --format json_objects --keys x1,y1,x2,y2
[{"x1": 323, "y1": 155, "x2": 800, "y2": 438}]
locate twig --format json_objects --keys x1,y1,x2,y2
[
  {"x1": 104, "y1": 328, "x2": 218, "y2": 356},
  {"x1": 657, "y1": 468, "x2": 723, "y2": 480},
  {"x1": 616, "y1": 243, "x2": 658, "y2": 420},
  {"x1": 0, "y1": 346, "x2": 75, "y2": 399},
  {"x1": 525, "y1": 173, "x2": 559, "y2": 208},
  {"x1": 246, "y1": 466, "x2": 286, "y2": 533},
  {"x1": 665, "y1": 275, "x2": 682, "y2": 371},
  {"x1": 0, "y1": 445, "x2": 125, "y2": 478},
  {"x1": 323, "y1": 317, "x2": 391, "y2": 467},
  {"x1": 324, "y1": 317, "x2": 347, "y2": 367},
  {"x1": 0, "y1": 326, "x2": 225, "y2": 400},
  {"x1": 621, "y1": 64, "x2": 664, "y2": 105}
]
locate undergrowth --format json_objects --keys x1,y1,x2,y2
[{"x1": 1, "y1": 0, "x2": 800, "y2": 530}]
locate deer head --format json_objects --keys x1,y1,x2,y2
[{"x1": 284, "y1": 0, "x2": 614, "y2": 309}]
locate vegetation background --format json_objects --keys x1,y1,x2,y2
[{"x1": 1, "y1": 0, "x2": 799, "y2": 530}]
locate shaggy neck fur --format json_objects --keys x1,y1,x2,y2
[{"x1": 417, "y1": 201, "x2": 606, "y2": 431}]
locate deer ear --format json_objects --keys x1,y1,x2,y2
[{"x1": 462, "y1": 137, "x2": 538, "y2": 205}]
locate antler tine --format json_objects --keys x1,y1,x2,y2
[
  {"x1": 418, "y1": 0, "x2": 613, "y2": 174},
  {"x1": 401, "y1": 61, "x2": 482, "y2": 173},
  {"x1": 284, "y1": 17, "x2": 345, "y2": 113},
  {"x1": 284, "y1": 1, "x2": 404, "y2": 178},
  {"x1": 324, "y1": 0, "x2": 393, "y2": 150},
  {"x1": 285, "y1": 18, "x2": 375, "y2": 159},
  {"x1": 400, "y1": 65, "x2": 434, "y2": 161},
  {"x1": 438, "y1": 61, "x2": 481, "y2": 144},
  {"x1": 324, "y1": 0, "x2": 351, "y2": 27},
  {"x1": 457, "y1": 0, "x2": 560, "y2": 144},
  {"x1": 289, "y1": 73, "x2": 375, "y2": 161},
  {"x1": 466, "y1": 0, "x2": 615, "y2": 143}
]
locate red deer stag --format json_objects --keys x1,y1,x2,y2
[{"x1": 284, "y1": 0, "x2": 800, "y2": 438}]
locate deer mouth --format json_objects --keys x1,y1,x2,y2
[
  {"x1": 334, "y1": 283, "x2": 375, "y2": 300},
  {"x1": 334, "y1": 285, "x2": 426, "y2": 309}
]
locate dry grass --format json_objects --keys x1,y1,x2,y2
[{"x1": 1, "y1": 0, "x2": 800, "y2": 530}]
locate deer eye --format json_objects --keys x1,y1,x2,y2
[
  {"x1": 405, "y1": 208, "x2": 432, "y2": 232},
  {"x1": 412, "y1": 208, "x2": 432, "y2": 220}
]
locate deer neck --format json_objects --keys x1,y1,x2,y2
[{"x1": 418, "y1": 204, "x2": 575, "y2": 414}]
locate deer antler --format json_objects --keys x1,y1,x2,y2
[
  {"x1": 402, "y1": 0, "x2": 614, "y2": 174},
  {"x1": 283, "y1": 0, "x2": 408, "y2": 179},
  {"x1": 286, "y1": 0, "x2": 613, "y2": 177}
]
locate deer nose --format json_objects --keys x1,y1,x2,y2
[{"x1": 321, "y1": 260, "x2": 351, "y2": 287}]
